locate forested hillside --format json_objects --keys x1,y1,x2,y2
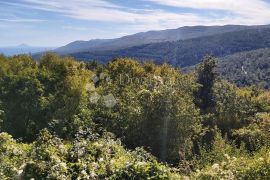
[
  {"x1": 69, "y1": 27, "x2": 270, "y2": 67},
  {"x1": 0, "y1": 54, "x2": 270, "y2": 179},
  {"x1": 185, "y1": 48, "x2": 270, "y2": 89},
  {"x1": 54, "y1": 25, "x2": 265, "y2": 54},
  {"x1": 218, "y1": 48, "x2": 270, "y2": 89}
]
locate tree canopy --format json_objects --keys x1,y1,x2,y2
[{"x1": 0, "y1": 54, "x2": 270, "y2": 179}]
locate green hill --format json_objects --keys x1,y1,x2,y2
[
  {"x1": 70, "y1": 27, "x2": 270, "y2": 67},
  {"x1": 218, "y1": 48, "x2": 270, "y2": 89}
]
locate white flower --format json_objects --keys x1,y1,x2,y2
[
  {"x1": 110, "y1": 159, "x2": 115, "y2": 164},
  {"x1": 224, "y1": 154, "x2": 230, "y2": 160},
  {"x1": 90, "y1": 172, "x2": 97, "y2": 178},
  {"x1": 59, "y1": 162, "x2": 67, "y2": 170},
  {"x1": 137, "y1": 161, "x2": 147, "y2": 166},
  {"x1": 78, "y1": 149, "x2": 84, "y2": 156},
  {"x1": 98, "y1": 158, "x2": 104, "y2": 162},
  {"x1": 226, "y1": 170, "x2": 235, "y2": 180},
  {"x1": 18, "y1": 170, "x2": 23, "y2": 174},
  {"x1": 153, "y1": 75, "x2": 164, "y2": 84},
  {"x1": 92, "y1": 162, "x2": 99, "y2": 169},
  {"x1": 212, "y1": 163, "x2": 220, "y2": 171},
  {"x1": 81, "y1": 170, "x2": 87, "y2": 175}
]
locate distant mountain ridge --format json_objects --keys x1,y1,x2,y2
[
  {"x1": 54, "y1": 24, "x2": 270, "y2": 54},
  {"x1": 68, "y1": 26, "x2": 270, "y2": 67}
]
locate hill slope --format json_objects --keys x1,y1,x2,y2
[
  {"x1": 54, "y1": 25, "x2": 269, "y2": 54},
  {"x1": 218, "y1": 48, "x2": 270, "y2": 89},
  {"x1": 69, "y1": 27, "x2": 270, "y2": 67}
]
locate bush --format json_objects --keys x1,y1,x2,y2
[
  {"x1": 193, "y1": 148, "x2": 270, "y2": 179},
  {"x1": 0, "y1": 130, "x2": 177, "y2": 179},
  {"x1": 0, "y1": 133, "x2": 29, "y2": 179}
]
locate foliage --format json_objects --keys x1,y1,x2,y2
[
  {"x1": 0, "y1": 130, "x2": 177, "y2": 180},
  {"x1": 218, "y1": 48, "x2": 270, "y2": 89},
  {"x1": 0, "y1": 54, "x2": 270, "y2": 179},
  {"x1": 0, "y1": 54, "x2": 93, "y2": 140},
  {"x1": 91, "y1": 59, "x2": 200, "y2": 163},
  {"x1": 193, "y1": 148, "x2": 270, "y2": 180},
  {"x1": 0, "y1": 132, "x2": 30, "y2": 179},
  {"x1": 195, "y1": 56, "x2": 217, "y2": 114},
  {"x1": 71, "y1": 27, "x2": 270, "y2": 67},
  {"x1": 233, "y1": 124, "x2": 268, "y2": 152}
]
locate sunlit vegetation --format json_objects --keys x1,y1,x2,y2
[{"x1": 0, "y1": 53, "x2": 270, "y2": 179}]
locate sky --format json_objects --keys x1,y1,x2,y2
[{"x1": 1, "y1": 0, "x2": 270, "y2": 47}]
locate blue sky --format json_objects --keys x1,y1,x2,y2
[{"x1": 1, "y1": 0, "x2": 270, "y2": 47}]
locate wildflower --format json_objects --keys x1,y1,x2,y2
[
  {"x1": 81, "y1": 170, "x2": 87, "y2": 174},
  {"x1": 59, "y1": 162, "x2": 67, "y2": 170},
  {"x1": 17, "y1": 170, "x2": 23, "y2": 175},
  {"x1": 224, "y1": 154, "x2": 230, "y2": 160},
  {"x1": 78, "y1": 149, "x2": 84, "y2": 156},
  {"x1": 90, "y1": 171, "x2": 97, "y2": 178},
  {"x1": 92, "y1": 162, "x2": 99, "y2": 169},
  {"x1": 137, "y1": 161, "x2": 147, "y2": 166},
  {"x1": 226, "y1": 170, "x2": 234, "y2": 180},
  {"x1": 212, "y1": 163, "x2": 220, "y2": 171}
]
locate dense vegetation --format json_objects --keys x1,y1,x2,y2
[
  {"x1": 218, "y1": 48, "x2": 270, "y2": 89},
  {"x1": 0, "y1": 54, "x2": 270, "y2": 179},
  {"x1": 185, "y1": 48, "x2": 270, "y2": 89},
  {"x1": 54, "y1": 25, "x2": 261, "y2": 54},
  {"x1": 69, "y1": 27, "x2": 270, "y2": 67}
]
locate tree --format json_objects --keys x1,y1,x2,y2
[
  {"x1": 213, "y1": 81, "x2": 256, "y2": 134},
  {"x1": 0, "y1": 55, "x2": 45, "y2": 141},
  {"x1": 93, "y1": 60, "x2": 200, "y2": 163},
  {"x1": 195, "y1": 56, "x2": 217, "y2": 114},
  {"x1": 0, "y1": 54, "x2": 94, "y2": 140}
]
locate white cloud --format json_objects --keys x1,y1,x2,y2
[
  {"x1": 0, "y1": 18, "x2": 45, "y2": 23},
  {"x1": 146, "y1": 0, "x2": 268, "y2": 11},
  {"x1": 146, "y1": 0, "x2": 270, "y2": 24},
  {"x1": 4, "y1": 0, "x2": 212, "y2": 30},
  {"x1": 3, "y1": 0, "x2": 270, "y2": 32}
]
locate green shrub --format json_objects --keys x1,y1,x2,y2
[
  {"x1": 193, "y1": 148, "x2": 270, "y2": 179},
  {"x1": 0, "y1": 133, "x2": 29, "y2": 179},
  {"x1": 0, "y1": 130, "x2": 176, "y2": 179}
]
